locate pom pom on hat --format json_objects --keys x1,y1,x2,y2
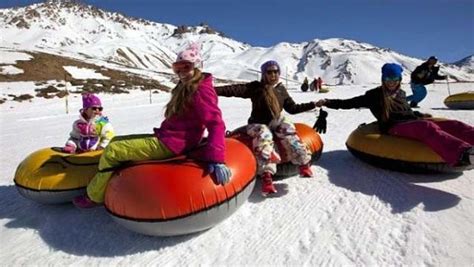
[
  {"x1": 381, "y1": 63, "x2": 403, "y2": 80},
  {"x1": 82, "y1": 93, "x2": 102, "y2": 109},
  {"x1": 175, "y1": 42, "x2": 202, "y2": 67}
]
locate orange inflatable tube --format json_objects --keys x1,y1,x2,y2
[
  {"x1": 228, "y1": 123, "x2": 323, "y2": 177},
  {"x1": 104, "y1": 138, "x2": 257, "y2": 236}
]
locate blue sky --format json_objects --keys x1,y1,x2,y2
[{"x1": 2, "y1": 0, "x2": 473, "y2": 62}]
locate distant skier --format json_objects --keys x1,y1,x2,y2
[
  {"x1": 301, "y1": 77, "x2": 309, "y2": 92},
  {"x1": 317, "y1": 77, "x2": 323, "y2": 90},
  {"x1": 407, "y1": 56, "x2": 447, "y2": 107},
  {"x1": 310, "y1": 78, "x2": 318, "y2": 92}
]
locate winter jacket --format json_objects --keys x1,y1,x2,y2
[
  {"x1": 215, "y1": 81, "x2": 317, "y2": 125},
  {"x1": 301, "y1": 82, "x2": 309, "y2": 92},
  {"x1": 410, "y1": 63, "x2": 446, "y2": 85},
  {"x1": 325, "y1": 86, "x2": 423, "y2": 133},
  {"x1": 317, "y1": 78, "x2": 323, "y2": 89},
  {"x1": 66, "y1": 114, "x2": 115, "y2": 152},
  {"x1": 154, "y1": 73, "x2": 226, "y2": 163}
]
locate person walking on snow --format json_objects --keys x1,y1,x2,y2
[
  {"x1": 315, "y1": 63, "x2": 474, "y2": 167},
  {"x1": 73, "y1": 43, "x2": 231, "y2": 208},
  {"x1": 407, "y1": 56, "x2": 447, "y2": 107},
  {"x1": 63, "y1": 93, "x2": 115, "y2": 153},
  {"x1": 301, "y1": 77, "x2": 309, "y2": 92},
  {"x1": 215, "y1": 60, "x2": 317, "y2": 196},
  {"x1": 310, "y1": 78, "x2": 318, "y2": 92},
  {"x1": 317, "y1": 77, "x2": 323, "y2": 91}
]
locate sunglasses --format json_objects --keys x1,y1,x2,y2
[
  {"x1": 172, "y1": 61, "x2": 194, "y2": 73},
  {"x1": 266, "y1": 70, "x2": 280, "y2": 75},
  {"x1": 91, "y1": 106, "x2": 103, "y2": 111},
  {"x1": 383, "y1": 77, "x2": 401, "y2": 82}
]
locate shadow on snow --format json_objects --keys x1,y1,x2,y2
[
  {"x1": 0, "y1": 184, "x2": 197, "y2": 257},
  {"x1": 0, "y1": 149, "x2": 465, "y2": 255},
  {"x1": 317, "y1": 150, "x2": 462, "y2": 213}
]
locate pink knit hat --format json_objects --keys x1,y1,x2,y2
[
  {"x1": 175, "y1": 43, "x2": 202, "y2": 68},
  {"x1": 82, "y1": 93, "x2": 102, "y2": 109}
]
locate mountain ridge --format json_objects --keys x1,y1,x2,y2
[{"x1": 1, "y1": 0, "x2": 473, "y2": 85}]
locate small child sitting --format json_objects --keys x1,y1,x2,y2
[{"x1": 63, "y1": 93, "x2": 115, "y2": 154}]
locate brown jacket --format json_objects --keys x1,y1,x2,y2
[{"x1": 215, "y1": 81, "x2": 316, "y2": 125}]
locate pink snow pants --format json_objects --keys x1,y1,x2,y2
[{"x1": 388, "y1": 119, "x2": 474, "y2": 166}]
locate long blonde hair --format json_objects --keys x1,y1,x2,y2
[
  {"x1": 165, "y1": 69, "x2": 203, "y2": 118},
  {"x1": 261, "y1": 77, "x2": 281, "y2": 120},
  {"x1": 380, "y1": 82, "x2": 404, "y2": 122}
]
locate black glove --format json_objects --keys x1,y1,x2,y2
[
  {"x1": 313, "y1": 108, "x2": 328, "y2": 134},
  {"x1": 413, "y1": 111, "x2": 432, "y2": 118}
]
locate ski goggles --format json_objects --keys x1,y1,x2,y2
[
  {"x1": 265, "y1": 69, "x2": 280, "y2": 75},
  {"x1": 172, "y1": 61, "x2": 194, "y2": 74},
  {"x1": 383, "y1": 76, "x2": 401, "y2": 82}
]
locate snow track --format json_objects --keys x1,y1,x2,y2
[{"x1": 0, "y1": 83, "x2": 473, "y2": 265}]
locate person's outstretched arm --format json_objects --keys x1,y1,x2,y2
[
  {"x1": 214, "y1": 81, "x2": 255, "y2": 98},
  {"x1": 278, "y1": 85, "x2": 317, "y2": 114},
  {"x1": 315, "y1": 93, "x2": 369, "y2": 110},
  {"x1": 433, "y1": 66, "x2": 447, "y2": 80}
]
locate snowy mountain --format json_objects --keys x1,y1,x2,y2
[
  {"x1": 452, "y1": 55, "x2": 474, "y2": 73},
  {"x1": 1, "y1": 0, "x2": 473, "y2": 86},
  {"x1": 1, "y1": 2, "x2": 474, "y2": 265}
]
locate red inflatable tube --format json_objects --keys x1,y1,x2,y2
[
  {"x1": 228, "y1": 123, "x2": 323, "y2": 177},
  {"x1": 104, "y1": 138, "x2": 257, "y2": 236}
]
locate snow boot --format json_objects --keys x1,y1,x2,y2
[
  {"x1": 299, "y1": 164, "x2": 313, "y2": 177},
  {"x1": 261, "y1": 172, "x2": 277, "y2": 196},
  {"x1": 73, "y1": 195, "x2": 100, "y2": 209},
  {"x1": 410, "y1": 101, "x2": 419, "y2": 108},
  {"x1": 460, "y1": 147, "x2": 474, "y2": 166}
]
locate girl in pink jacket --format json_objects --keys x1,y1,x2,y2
[{"x1": 73, "y1": 43, "x2": 231, "y2": 208}]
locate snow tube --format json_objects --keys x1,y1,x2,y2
[
  {"x1": 444, "y1": 92, "x2": 474, "y2": 109},
  {"x1": 319, "y1": 87, "x2": 330, "y2": 93},
  {"x1": 14, "y1": 148, "x2": 101, "y2": 204},
  {"x1": 105, "y1": 138, "x2": 257, "y2": 236},
  {"x1": 227, "y1": 123, "x2": 323, "y2": 178},
  {"x1": 346, "y1": 122, "x2": 473, "y2": 173}
]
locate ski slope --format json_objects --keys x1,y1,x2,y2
[{"x1": 0, "y1": 80, "x2": 473, "y2": 266}]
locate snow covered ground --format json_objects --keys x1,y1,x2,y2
[{"x1": 0, "y1": 80, "x2": 473, "y2": 266}]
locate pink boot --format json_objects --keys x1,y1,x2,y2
[
  {"x1": 261, "y1": 172, "x2": 277, "y2": 196},
  {"x1": 73, "y1": 195, "x2": 100, "y2": 209},
  {"x1": 299, "y1": 164, "x2": 313, "y2": 177},
  {"x1": 62, "y1": 145, "x2": 76, "y2": 154}
]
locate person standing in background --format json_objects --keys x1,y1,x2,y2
[{"x1": 407, "y1": 56, "x2": 447, "y2": 107}]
